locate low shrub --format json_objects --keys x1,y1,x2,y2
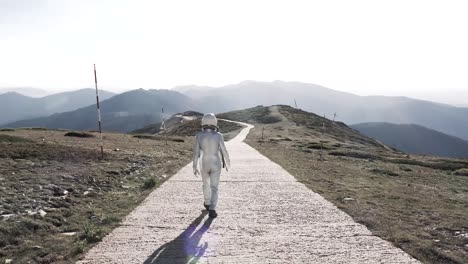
[
  {"x1": 142, "y1": 177, "x2": 157, "y2": 189},
  {"x1": 64, "y1": 132, "x2": 95, "y2": 138},
  {"x1": 454, "y1": 168, "x2": 468, "y2": 176}
]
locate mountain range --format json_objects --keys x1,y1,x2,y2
[
  {"x1": 0, "y1": 88, "x2": 115, "y2": 125},
  {"x1": 173, "y1": 81, "x2": 468, "y2": 141},
  {"x1": 5, "y1": 89, "x2": 199, "y2": 132},
  {"x1": 0, "y1": 87, "x2": 51, "y2": 97},
  {"x1": 3, "y1": 81, "x2": 468, "y2": 144}
]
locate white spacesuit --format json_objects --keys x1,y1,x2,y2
[{"x1": 193, "y1": 113, "x2": 230, "y2": 218}]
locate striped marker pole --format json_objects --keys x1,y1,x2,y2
[
  {"x1": 161, "y1": 107, "x2": 167, "y2": 145},
  {"x1": 94, "y1": 64, "x2": 104, "y2": 159}
]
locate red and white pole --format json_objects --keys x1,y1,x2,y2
[{"x1": 94, "y1": 64, "x2": 104, "y2": 159}]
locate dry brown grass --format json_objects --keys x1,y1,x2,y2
[{"x1": 0, "y1": 129, "x2": 195, "y2": 263}]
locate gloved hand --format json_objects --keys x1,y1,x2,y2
[{"x1": 193, "y1": 168, "x2": 200, "y2": 177}]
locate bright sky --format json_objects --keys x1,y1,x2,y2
[{"x1": 1, "y1": 0, "x2": 467, "y2": 104}]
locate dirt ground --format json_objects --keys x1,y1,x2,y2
[
  {"x1": 238, "y1": 106, "x2": 468, "y2": 264},
  {"x1": 0, "y1": 129, "x2": 195, "y2": 263}
]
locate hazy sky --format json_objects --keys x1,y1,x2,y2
[{"x1": 1, "y1": 0, "x2": 467, "y2": 105}]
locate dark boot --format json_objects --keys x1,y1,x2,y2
[
  {"x1": 203, "y1": 203, "x2": 210, "y2": 211},
  {"x1": 208, "y1": 210, "x2": 217, "y2": 218}
]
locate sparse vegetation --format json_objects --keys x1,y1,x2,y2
[
  {"x1": 0, "y1": 128, "x2": 14, "y2": 131},
  {"x1": 0, "y1": 134, "x2": 33, "y2": 143},
  {"x1": 0, "y1": 129, "x2": 195, "y2": 263}
]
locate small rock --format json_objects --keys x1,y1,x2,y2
[
  {"x1": 32, "y1": 245, "x2": 43, "y2": 249},
  {"x1": 63, "y1": 190, "x2": 69, "y2": 195},
  {"x1": 1, "y1": 214, "x2": 16, "y2": 220},
  {"x1": 434, "y1": 239, "x2": 440, "y2": 243},
  {"x1": 83, "y1": 191, "x2": 90, "y2": 196},
  {"x1": 60, "y1": 232, "x2": 77, "y2": 236},
  {"x1": 162, "y1": 174, "x2": 167, "y2": 178},
  {"x1": 113, "y1": 148, "x2": 121, "y2": 151},
  {"x1": 27, "y1": 210, "x2": 37, "y2": 216},
  {"x1": 5, "y1": 259, "x2": 12, "y2": 264},
  {"x1": 343, "y1": 197, "x2": 355, "y2": 202},
  {"x1": 38, "y1": 209, "x2": 47, "y2": 217}
]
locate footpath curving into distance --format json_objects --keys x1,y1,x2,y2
[{"x1": 78, "y1": 121, "x2": 420, "y2": 264}]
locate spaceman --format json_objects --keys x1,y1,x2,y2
[{"x1": 193, "y1": 113, "x2": 230, "y2": 218}]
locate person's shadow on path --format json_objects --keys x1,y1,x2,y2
[{"x1": 143, "y1": 211, "x2": 214, "y2": 264}]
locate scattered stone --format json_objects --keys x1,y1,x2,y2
[
  {"x1": 38, "y1": 209, "x2": 47, "y2": 217},
  {"x1": 27, "y1": 210, "x2": 37, "y2": 216},
  {"x1": 32, "y1": 245, "x2": 43, "y2": 250},
  {"x1": 60, "y1": 232, "x2": 77, "y2": 236},
  {"x1": 5, "y1": 259, "x2": 12, "y2": 264},
  {"x1": 162, "y1": 174, "x2": 167, "y2": 178},
  {"x1": 1, "y1": 214, "x2": 16, "y2": 220},
  {"x1": 113, "y1": 148, "x2": 121, "y2": 151},
  {"x1": 343, "y1": 197, "x2": 355, "y2": 202},
  {"x1": 83, "y1": 191, "x2": 90, "y2": 196}
]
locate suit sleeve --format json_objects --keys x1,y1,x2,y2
[
  {"x1": 193, "y1": 134, "x2": 201, "y2": 170},
  {"x1": 219, "y1": 133, "x2": 231, "y2": 169}
]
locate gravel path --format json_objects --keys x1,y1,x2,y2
[{"x1": 78, "y1": 122, "x2": 420, "y2": 264}]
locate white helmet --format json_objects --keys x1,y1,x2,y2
[{"x1": 201, "y1": 113, "x2": 218, "y2": 128}]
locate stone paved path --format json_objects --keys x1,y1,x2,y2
[{"x1": 78, "y1": 122, "x2": 420, "y2": 264}]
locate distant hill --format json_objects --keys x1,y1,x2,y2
[
  {"x1": 0, "y1": 89, "x2": 115, "y2": 125},
  {"x1": 0, "y1": 87, "x2": 51, "y2": 97},
  {"x1": 6, "y1": 89, "x2": 197, "y2": 133},
  {"x1": 219, "y1": 105, "x2": 387, "y2": 149},
  {"x1": 174, "y1": 81, "x2": 468, "y2": 140},
  {"x1": 131, "y1": 111, "x2": 244, "y2": 139},
  {"x1": 351, "y1": 122, "x2": 468, "y2": 158}
]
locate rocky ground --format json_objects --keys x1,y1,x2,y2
[
  {"x1": 223, "y1": 105, "x2": 468, "y2": 264},
  {"x1": 0, "y1": 129, "x2": 195, "y2": 263}
]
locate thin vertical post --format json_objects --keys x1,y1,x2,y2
[
  {"x1": 262, "y1": 126, "x2": 265, "y2": 140},
  {"x1": 333, "y1": 112, "x2": 337, "y2": 122},
  {"x1": 294, "y1": 99, "x2": 298, "y2": 109},
  {"x1": 94, "y1": 64, "x2": 104, "y2": 159},
  {"x1": 319, "y1": 113, "x2": 326, "y2": 161},
  {"x1": 161, "y1": 107, "x2": 167, "y2": 145}
]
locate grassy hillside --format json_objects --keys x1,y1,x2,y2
[
  {"x1": 0, "y1": 128, "x2": 195, "y2": 263},
  {"x1": 222, "y1": 105, "x2": 468, "y2": 264},
  {"x1": 352, "y1": 122, "x2": 468, "y2": 158},
  {"x1": 131, "y1": 111, "x2": 245, "y2": 141}
]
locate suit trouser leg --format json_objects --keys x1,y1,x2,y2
[
  {"x1": 202, "y1": 169, "x2": 211, "y2": 206},
  {"x1": 209, "y1": 169, "x2": 221, "y2": 210}
]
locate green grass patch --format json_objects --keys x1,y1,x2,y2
[
  {"x1": 454, "y1": 168, "x2": 468, "y2": 176},
  {"x1": 0, "y1": 134, "x2": 33, "y2": 143},
  {"x1": 142, "y1": 177, "x2": 157, "y2": 189}
]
